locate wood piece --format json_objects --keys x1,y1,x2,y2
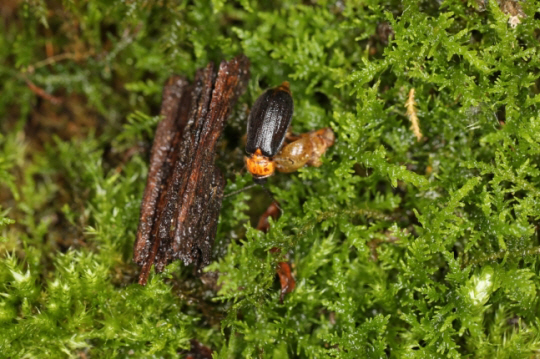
[
  {"x1": 134, "y1": 76, "x2": 190, "y2": 265},
  {"x1": 134, "y1": 55, "x2": 250, "y2": 285}
]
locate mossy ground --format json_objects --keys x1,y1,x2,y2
[{"x1": 1, "y1": 0, "x2": 540, "y2": 358}]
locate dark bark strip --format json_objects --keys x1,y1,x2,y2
[
  {"x1": 134, "y1": 55, "x2": 250, "y2": 285},
  {"x1": 134, "y1": 76, "x2": 189, "y2": 265}
]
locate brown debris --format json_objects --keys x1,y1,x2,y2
[
  {"x1": 499, "y1": 0, "x2": 525, "y2": 28},
  {"x1": 256, "y1": 201, "x2": 281, "y2": 232},
  {"x1": 134, "y1": 55, "x2": 250, "y2": 285},
  {"x1": 276, "y1": 261, "x2": 296, "y2": 302}
]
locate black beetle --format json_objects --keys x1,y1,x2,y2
[{"x1": 245, "y1": 81, "x2": 293, "y2": 184}]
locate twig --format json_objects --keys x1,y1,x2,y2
[
  {"x1": 23, "y1": 77, "x2": 62, "y2": 105},
  {"x1": 405, "y1": 88, "x2": 422, "y2": 141},
  {"x1": 25, "y1": 51, "x2": 93, "y2": 73}
]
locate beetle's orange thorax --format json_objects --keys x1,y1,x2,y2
[{"x1": 245, "y1": 149, "x2": 276, "y2": 179}]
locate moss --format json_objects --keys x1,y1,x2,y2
[{"x1": 1, "y1": 0, "x2": 540, "y2": 357}]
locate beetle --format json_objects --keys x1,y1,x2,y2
[
  {"x1": 244, "y1": 81, "x2": 335, "y2": 185},
  {"x1": 245, "y1": 81, "x2": 294, "y2": 184}
]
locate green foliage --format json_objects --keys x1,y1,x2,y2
[{"x1": 1, "y1": 0, "x2": 540, "y2": 357}]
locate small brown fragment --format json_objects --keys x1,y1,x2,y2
[
  {"x1": 256, "y1": 201, "x2": 280, "y2": 232},
  {"x1": 277, "y1": 262, "x2": 296, "y2": 302},
  {"x1": 499, "y1": 0, "x2": 525, "y2": 28},
  {"x1": 134, "y1": 55, "x2": 250, "y2": 285}
]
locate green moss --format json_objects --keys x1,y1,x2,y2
[{"x1": 1, "y1": 0, "x2": 540, "y2": 357}]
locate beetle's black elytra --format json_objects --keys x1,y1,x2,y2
[{"x1": 246, "y1": 82, "x2": 294, "y2": 158}]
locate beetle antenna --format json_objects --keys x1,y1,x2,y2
[
  {"x1": 223, "y1": 183, "x2": 258, "y2": 198},
  {"x1": 260, "y1": 184, "x2": 283, "y2": 213},
  {"x1": 223, "y1": 180, "x2": 283, "y2": 213}
]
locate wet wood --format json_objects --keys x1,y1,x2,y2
[
  {"x1": 134, "y1": 55, "x2": 250, "y2": 285},
  {"x1": 134, "y1": 76, "x2": 190, "y2": 265}
]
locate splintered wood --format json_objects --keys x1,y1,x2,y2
[{"x1": 134, "y1": 55, "x2": 250, "y2": 285}]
